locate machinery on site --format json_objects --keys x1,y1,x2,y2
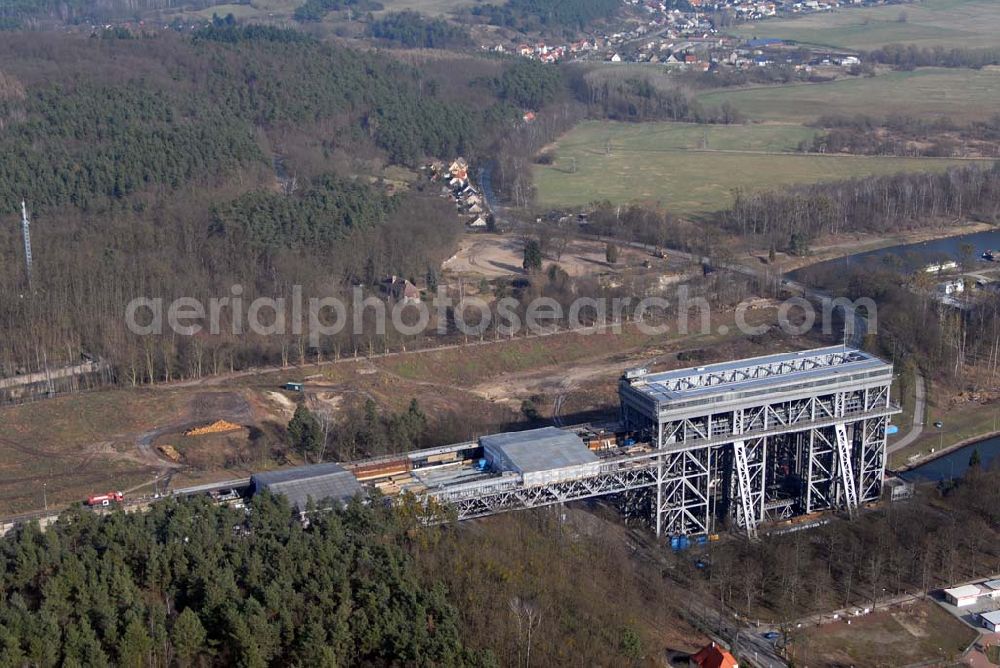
[{"x1": 86, "y1": 491, "x2": 124, "y2": 507}]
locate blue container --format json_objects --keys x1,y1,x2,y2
[
  {"x1": 696, "y1": 535, "x2": 708, "y2": 545},
  {"x1": 476, "y1": 458, "x2": 488, "y2": 471},
  {"x1": 670, "y1": 536, "x2": 681, "y2": 550},
  {"x1": 886, "y1": 425, "x2": 899, "y2": 435},
  {"x1": 622, "y1": 438, "x2": 636, "y2": 447}
]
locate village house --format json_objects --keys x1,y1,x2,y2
[
  {"x1": 691, "y1": 641, "x2": 739, "y2": 668},
  {"x1": 382, "y1": 276, "x2": 421, "y2": 305}
]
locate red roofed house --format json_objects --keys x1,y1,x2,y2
[{"x1": 691, "y1": 642, "x2": 739, "y2": 668}]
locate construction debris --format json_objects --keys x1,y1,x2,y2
[{"x1": 157, "y1": 444, "x2": 183, "y2": 462}]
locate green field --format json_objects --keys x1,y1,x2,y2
[
  {"x1": 697, "y1": 68, "x2": 1000, "y2": 124},
  {"x1": 734, "y1": 0, "x2": 1000, "y2": 50},
  {"x1": 533, "y1": 121, "x2": 983, "y2": 215},
  {"x1": 372, "y1": 0, "x2": 475, "y2": 15}
]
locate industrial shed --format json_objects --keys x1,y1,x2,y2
[
  {"x1": 944, "y1": 584, "x2": 982, "y2": 607},
  {"x1": 980, "y1": 610, "x2": 1000, "y2": 633},
  {"x1": 251, "y1": 462, "x2": 363, "y2": 511},
  {"x1": 481, "y1": 427, "x2": 600, "y2": 486}
]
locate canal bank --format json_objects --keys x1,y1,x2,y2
[
  {"x1": 897, "y1": 431, "x2": 1000, "y2": 482},
  {"x1": 791, "y1": 226, "x2": 1000, "y2": 281},
  {"x1": 787, "y1": 226, "x2": 1000, "y2": 483}
]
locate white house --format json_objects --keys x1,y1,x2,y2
[
  {"x1": 944, "y1": 585, "x2": 982, "y2": 607},
  {"x1": 938, "y1": 279, "x2": 965, "y2": 296},
  {"x1": 980, "y1": 610, "x2": 1000, "y2": 633}
]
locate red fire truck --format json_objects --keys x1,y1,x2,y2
[{"x1": 86, "y1": 491, "x2": 124, "y2": 507}]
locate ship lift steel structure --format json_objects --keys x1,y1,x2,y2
[{"x1": 424, "y1": 347, "x2": 898, "y2": 539}]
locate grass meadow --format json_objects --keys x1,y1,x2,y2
[
  {"x1": 732, "y1": 0, "x2": 1000, "y2": 50},
  {"x1": 532, "y1": 121, "x2": 981, "y2": 214},
  {"x1": 697, "y1": 68, "x2": 1000, "y2": 125}
]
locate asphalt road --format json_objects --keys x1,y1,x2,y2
[
  {"x1": 889, "y1": 373, "x2": 926, "y2": 454},
  {"x1": 681, "y1": 593, "x2": 788, "y2": 668}
]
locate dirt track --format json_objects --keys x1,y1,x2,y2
[
  {"x1": 443, "y1": 233, "x2": 638, "y2": 278},
  {"x1": 134, "y1": 391, "x2": 253, "y2": 470}
]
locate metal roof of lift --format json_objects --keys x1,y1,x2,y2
[
  {"x1": 481, "y1": 427, "x2": 598, "y2": 473},
  {"x1": 627, "y1": 346, "x2": 891, "y2": 404}
]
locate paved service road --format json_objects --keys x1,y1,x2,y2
[{"x1": 889, "y1": 373, "x2": 926, "y2": 454}]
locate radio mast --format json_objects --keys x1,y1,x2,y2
[{"x1": 20, "y1": 200, "x2": 32, "y2": 288}]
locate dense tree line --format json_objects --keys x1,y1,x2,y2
[
  {"x1": 0, "y1": 83, "x2": 261, "y2": 213},
  {"x1": 585, "y1": 201, "x2": 705, "y2": 253},
  {"x1": 209, "y1": 175, "x2": 396, "y2": 258},
  {"x1": 0, "y1": 30, "x2": 532, "y2": 208},
  {"x1": 414, "y1": 507, "x2": 693, "y2": 666},
  {"x1": 694, "y1": 467, "x2": 1000, "y2": 622},
  {"x1": 292, "y1": 0, "x2": 380, "y2": 23},
  {"x1": 470, "y1": 0, "x2": 619, "y2": 33},
  {"x1": 193, "y1": 22, "x2": 316, "y2": 44},
  {"x1": 0, "y1": 32, "x2": 556, "y2": 384},
  {"x1": 815, "y1": 113, "x2": 1000, "y2": 139},
  {"x1": 187, "y1": 27, "x2": 487, "y2": 161},
  {"x1": 491, "y1": 59, "x2": 564, "y2": 110},
  {"x1": 371, "y1": 96, "x2": 487, "y2": 166},
  {"x1": 323, "y1": 398, "x2": 429, "y2": 460},
  {"x1": 567, "y1": 66, "x2": 742, "y2": 123},
  {"x1": 723, "y1": 163, "x2": 1000, "y2": 252},
  {"x1": 801, "y1": 113, "x2": 1000, "y2": 158},
  {"x1": 370, "y1": 11, "x2": 471, "y2": 49},
  {"x1": 0, "y1": 493, "x2": 494, "y2": 666},
  {"x1": 0, "y1": 0, "x2": 220, "y2": 25},
  {"x1": 863, "y1": 44, "x2": 1000, "y2": 70},
  {"x1": 490, "y1": 99, "x2": 586, "y2": 208},
  {"x1": 798, "y1": 255, "x2": 1000, "y2": 388},
  {"x1": 0, "y1": 475, "x2": 704, "y2": 667},
  {"x1": 676, "y1": 62, "x2": 834, "y2": 89},
  {"x1": 0, "y1": 27, "x2": 512, "y2": 216}
]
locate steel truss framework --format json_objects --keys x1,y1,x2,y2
[
  {"x1": 424, "y1": 408, "x2": 895, "y2": 533},
  {"x1": 624, "y1": 380, "x2": 896, "y2": 539},
  {"x1": 416, "y1": 351, "x2": 897, "y2": 540},
  {"x1": 427, "y1": 461, "x2": 659, "y2": 520}
]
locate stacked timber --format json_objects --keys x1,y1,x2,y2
[
  {"x1": 157, "y1": 444, "x2": 183, "y2": 462},
  {"x1": 185, "y1": 420, "x2": 242, "y2": 436},
  {"x1": 424, "y1": 452, "x2": 459, "y2": 464},
  {"x1": 352, "y1": 458, "x2": 411, "y2": 481}
]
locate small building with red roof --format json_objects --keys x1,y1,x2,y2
[{"x1": 690, "y1": 641, "x2": 739, "y2": 668}]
